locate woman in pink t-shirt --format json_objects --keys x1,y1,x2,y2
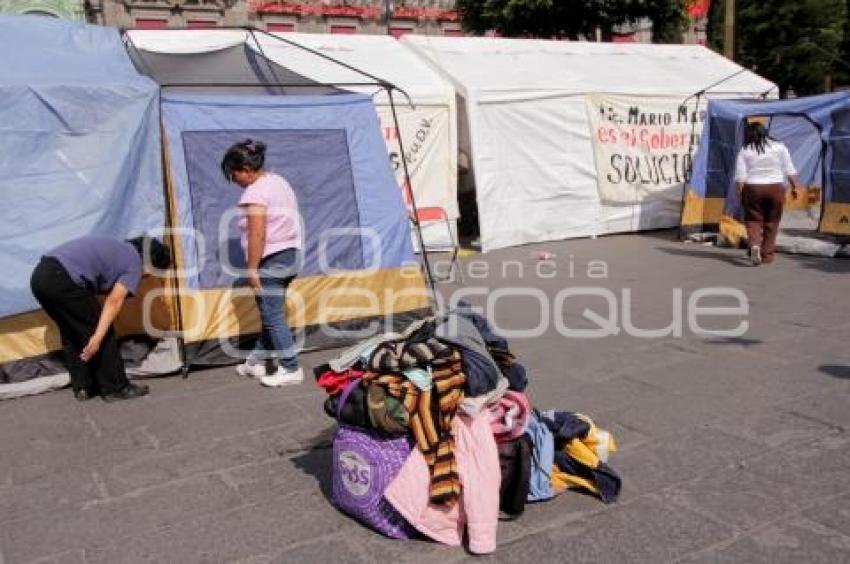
[{"x1": 221, "y1": 139, "x2": 304, "y2": 387}]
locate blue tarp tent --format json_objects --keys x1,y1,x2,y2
[
  {"x1": 0, "y1": 16, "x2": 165, "y2": 383},
  {"x1": 161, "y1": 93, "x2": 431, "y2": 362},
  {"x1": 128, "y1": 30, "x2": 432, "y2": 365},
  {"x1": 682, "y1": 92, "x2": 850, "y2": 236},
  {"x1": 0, "y1": 23, "x2": 432, "y2": 391}
]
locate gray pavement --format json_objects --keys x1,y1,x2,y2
[{"x1": 1, "y1": 230, "x2": 849, "y2": 563}]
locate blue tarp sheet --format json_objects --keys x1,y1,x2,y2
[
  {"x1": 161, "y1": 92, "x2": 414, "y2": 290},
  {"x1": 0, "y1": 15, "x2": 164, "y2": 317}
]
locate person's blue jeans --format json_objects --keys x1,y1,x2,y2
[{"x1": 251, "y1": 248, "x2": 300, "y2": 370}]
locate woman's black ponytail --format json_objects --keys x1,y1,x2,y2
[
  {"x1": 744, "y1": 122, "x2": 771, "y2": 155},
  {"x1": 221, "y1": 138, "x2": 267, "y2": 180}
]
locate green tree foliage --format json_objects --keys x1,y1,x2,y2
[
  {"x1": 705, "y1": 0, "x2": 724, "y2": 52},
  {"x1": 707, "y1": 0, "x2": 847, "y2": 96},
  {"x1": 455, "y1": 0, "x2": 690, "y2": 43},
  {"x1": 834, "y1": 0, "x2": 850, "y2": 87},
  {"x1": 642, "y1": 0, "x2": 690, "y2": 43}
]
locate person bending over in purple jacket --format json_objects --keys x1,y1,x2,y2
[{"x1": 30, "y1": 235, "x2": 171, "y2": 402}]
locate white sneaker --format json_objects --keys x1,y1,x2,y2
[
  {"x1": 235, "y1": 361, "x2": 266, "y2": 379},
  {"x1": 751, "y1": 245, "x2": 762, "y2": 266},
  {"x1": 260, "y1": 366, "x2": 304, "y2": 387}
]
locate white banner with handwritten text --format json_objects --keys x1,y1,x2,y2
[{"x1": 587, "y1": 95, "x2": 706, "y2": 204}]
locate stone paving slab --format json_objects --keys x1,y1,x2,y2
[
  {"x1": 490, "y1": 496, "x2": 736, "y2": 564},
  {"x1": 706, "y1": 406, "x2": 841, "y2": 450},
  {"x1": 681, "y1": 516, "x2": 850, "y2": 564},
  {"x1": 2, "y1": 474, "x2": 244, "y2": 563},
  {"x1": 2, "y1": 231, "x2": 849, "y2": 563},
  {"x1": 613, "y1": 426, "x2": 754, "y2": 499},
  {"x1": 737, "y1": 435, "x2": 850, "y2": 507},
  {"x1": 658, "y1": 467, "x2": 802, "y2": 532},
  {"x1": 803, "y1": 492, "x2": 850, "y2": 537}
]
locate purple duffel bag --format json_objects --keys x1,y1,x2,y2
[{"x1": 331, "y1": 379, "x2": 416, "y2": 539}]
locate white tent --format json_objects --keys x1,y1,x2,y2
[
  {"x1": 126, "y1": 29, "x2": 459, "y2": 248},
  {"x1": 261, "y1": 32, "x2": 459, "y2": 248},
  {"x1": 402, "y1": 35, "x2": 776, "y2": 252}
]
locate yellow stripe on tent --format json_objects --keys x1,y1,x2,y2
[
  {"x1": 683, "y1": 187, "x2": 824, "y2": 228},
  {"x1": 680, "y1": 189, "x2": 726, "y2": 227},
  {"x1": 0, "y1": 267, "x2": 429, "y2": 364},
  {"x1": 0, "y1": 310, "x2": 61, "y2": 365},
  {"x1": 784, "y1": 186, "x2": 822, "y2": 211},
  {"x1": 179, "y1": 266, "x2": 430, "y2": 343},
  {"x1": 821, "y1": 202, "x2": 850, "y2": 235},
  {"x1": 0, "y1": 276, "x2": 176, "y2": 364}
]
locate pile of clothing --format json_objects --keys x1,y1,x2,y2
[{"x1": 314, "y1": 305, "x2": 621, "y2": 555}]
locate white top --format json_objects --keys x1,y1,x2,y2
[
  {"x1": 735, "y1": 140, "x2": 797, "y2": 185},
  {"x1": 237, "y1": 173, "x2": 302, "y2": 258},
  {"x1": 126, "y1": 30, "x2": 455, "y2": 106},
  {"x1": 401, "y1": 35, "x2": 776, "y2": 103},
  {"x1": 262, "y1": 33, "x2": 454, "y2": 106}
]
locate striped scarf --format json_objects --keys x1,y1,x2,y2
[
  {"x1": 369, "y1": 336, "x2": 453, "y2": 373},
  {"x1": 364, "y1": 351, "x2": 466, "y2": 508}
]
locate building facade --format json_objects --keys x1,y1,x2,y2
[
  {"x1": 0, "y1": 0, "x2": 84, "y2": 19},
  {"x1": 87, "y1": 0, "x2": 462, "y2": 36},
  {"x1": 1, "y1": 0, "x2": 706, "y2": 44}
]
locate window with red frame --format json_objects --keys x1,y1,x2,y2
[
  {"x1": 267, "y1": 22, "x2": 294, "y2": 32},
  {"x1": 135, "y1": 18, "x2": 168, "y2": 29},
  {"x1": 612, "y1": 33, "x2": 636, "y2": 43},
  {"x1": 330, "y1": 25, "x2": 357, "y2": 34},
  {"x1": 390, "y1": 27, "x2": 413, "y2": 39},
  {"x1": 187, "y1": 20, "x2": 217, "y2": 29}
]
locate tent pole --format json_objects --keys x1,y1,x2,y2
[
  {"x1": 242, "y1": 26, "x2": 416, "y2": 108},
  {"x1": 160, "y1": 81, "x2": 400, "y2": 89},
  {"x1": 676, "y1": 68, "x2": 752, "y2": 241},
  {"x1": 387, "y1": 87, "x2": 438, "y2": 306},
  {"x1": 680, "y1": 68, "x2": 749, "y2": 108},
  {"x1": 816, "y1": 141, "x2": 825, "y2": 232},
  {"x1": 678, "y1": 91, "x2": 702, "y2": 241},
  {"x1": 245, "y1": 28, "x2": 285, "y2": 91},
  {"x1": 818, "y1": 137, "x2": 828, "y2": 233},
  {"x1": 159, "y1": 117, "x2": 190, "y2": 379},
  {"x1": 121, "y1": 30, "x2": 158, "y2": 80},
  {"x1": 127, "y1": 25, "x2": 430, "y2": 337},
  {"x1": 244, "y1": 26, "x2": 394, "y2": 88},
  {"x1": 124, "y1": 26, "x2": 414, "y2": 108}
]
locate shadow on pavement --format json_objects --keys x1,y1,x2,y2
[
  {"x1": 292, "y1": 427, "x2": 335, "y2": 501},
  {"x1": 632, "y1": 228, "x2": 680, "y2": 243},
  {"x1": 655, "y1": 246, "x2": 751, "y2": 267},
  {"x1": 704, "y1": 337, "x2": 764, "y2": 347},
  {"x1": 785, "y1": 254, "x2": 850, "y2": 274},
  {"x1": 818, "y1": 364, "x2": 850, "y2": 380}
]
